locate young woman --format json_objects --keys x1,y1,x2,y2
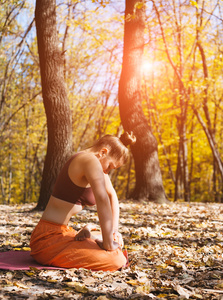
[{"x1": 30, "y1": 132, "x2": 136, "y2": 271}]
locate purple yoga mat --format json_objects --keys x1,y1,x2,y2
[{"x1": 0, "y1": 251, "x2": 65, "y2": 270}]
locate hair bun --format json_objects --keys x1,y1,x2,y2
[{"x1": 119, "y1": 131, "x2": 136, "y2": 147}]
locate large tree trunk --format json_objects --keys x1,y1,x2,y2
[
  {"x1": 35, "y1": 0, "x2": 73, "y2": 210},
  {"x1": 118, "y1": 0, "x2": 167, "y2": 203}
]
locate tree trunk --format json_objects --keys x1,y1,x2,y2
[
  {"x1": 193, "y1": 41, "x2": 223, "y2": 180},
  {"x1": 35, "y1": 0, "x2": 73, "y2": 210},
  {"x1": 193, "y1": 108, "x2": 223, "y2": 179},
  {"x1": 118, "y1": 0, "x2": 167, "y2": 203}
]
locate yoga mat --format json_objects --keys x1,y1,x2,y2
[{"x1": 0, "y1": 251, "x2": 65, "y2": 270}]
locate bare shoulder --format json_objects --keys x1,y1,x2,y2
[
  {"x1": 69, "y1": 151, "x2": 102, "y2": 177},
  {"x1": 81, "y1": 152, "x2": 103, "y2": 174},
  {"x1": 74, "y1": 151, "x2": 100, "y2": 167},
  {"x1": 68, "y1": 152, "x2": 102, "y2": 187}
]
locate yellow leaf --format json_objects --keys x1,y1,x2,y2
[
  {"x1": 136, "y1": 284, "x2": 150, "y2": 294},
  {"x1": 22, "y1": 247, "x2": 31, "y2": 251},
  {"x1": 131, "y1": 234, "x2": 140, "y2": 239},
  {"x1": 127, "y1": 280, "x2": 139, "y2": 286},
  {"x1": 158, "y1": 294, "x2": 168, "y2": 298},
  {"x1": 13, "y1": 282, "x2": 28, "y2": 289},
  {"x1": 25, "y1": 272, "x2": 35, "y2": 276},
  {"x1": 172, "y1": 259, "x2": 180, "y2": 264},
  {"x1": 117, "y1": 175, "x2": 125, "y2": 180},
  {"x1": 216, "y1": 282, "x2": 223, "y2": 289},
  {"x1": 195, "y1": 223, "x2": 206, "y2": 228},
  {"x1": 157, "y1": 263, "x2": 168, "y2": 269},
  {"x1": 147, "y1": 256, "x2": 154, "y2": 260},
  {"x1": 12, "y1": 233, "x2": 19, "y2": 237},
  {"x1": 163, "y1": 232, "x2": 172, "y2": 236},
  {"x1": 135, "y1": 2, "x2": 145, "y2": 10},
  {"x1": 29, "y1": 267, "x2": 40, "y2": 272},
  {"x1": 193, "y1": 294, "x2": 203, "y2": 299},
  {"x1": 127, "y1": 245, "x2": 142, "y2": 251},
  {"x1": 66, "y1": 282, "x2": 88, "y2": 293},
  {"x1": 206, "y1": 258, "x2": 214, "y2": 267},
  {"x1": 190, "y1": 0, "x2": 198, "y2": 8},
  {"x1": 66, "y1": 281, "x2": 78, "y2": 287},
  {"x1": 13, "y1": 248, "x2": 22, "y2": 251},
  {"x1": 47, "y1": 279, "x2": 58, "y2": 283}
]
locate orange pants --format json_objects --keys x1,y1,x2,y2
[{"x1": 30, "y1": 219, "x2": 127, "y2": 271}]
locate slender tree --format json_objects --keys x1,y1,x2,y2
[
  {"x1": 118, "y1": 0, "x2": 167, "y2": 203},
  {"x1": 184, "y1": 0, "x2": 223, "y2": 186},
  {"x1": 35, "y1": 0, "x2": 73, "y2": 210}
]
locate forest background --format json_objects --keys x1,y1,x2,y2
[{"x1": 1, "y1": 0, "x2": 223, "y2": 205}]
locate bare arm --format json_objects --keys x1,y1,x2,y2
[
  {"x1": 104, "y1": 174, "x2": 119, "y2": 232},
  {"x1": 83, "y1": 155, "x2": 119, "y2": 250},
  {"x1": 104, "y1": 174, "x2": 124, "y2": 248}
]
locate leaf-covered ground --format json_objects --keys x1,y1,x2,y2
[{"x1": 0, "y1": 201, "x2": 223, "y2": 299}]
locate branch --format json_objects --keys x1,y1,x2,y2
[
  {"x1": 193, "y1": 107, "x2": 223, "y2": 179},
  {"x1": 0, "y1": 18, "x2": 35, "y2": 111},
  {"x1": 1, "y1": 91, "x2": 41, "y2": 135},
  {"x1": 151, "y1": 0, "x2": 184, "y2": 89}
]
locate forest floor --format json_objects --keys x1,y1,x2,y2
[{"x1": 0, "y1": 201, "x2": 223, "y2": 300}]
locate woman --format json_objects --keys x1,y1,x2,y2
[{"x1": 30, "y1": 132, "x2": 136, "y2": 271}]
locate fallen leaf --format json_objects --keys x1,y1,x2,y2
[
  {"x1": 47, "y1": 279, "x2": 58, "y2": 283},
  {"x1": 65, "y1": 282, "x2": 88, "y2": 293},
  {"x1": 126, "y1": 279, "x2": 139, "y2": 286},
  {"x1": 13, "y1": 282, "x2": 28, "y2": 289},
  {"x1": 22, "y1": 247, "x2": 31, "y2": 251},
  {"x1": 174, "y1": 284, "x2": 193, "y2": 299},
  {"x1": 136, "y1": 284, "x2": 150, "y2": 294}
]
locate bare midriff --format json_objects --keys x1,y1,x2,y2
[{"x1": 41, "y1": 196, "x2": 83, "y2": 225}]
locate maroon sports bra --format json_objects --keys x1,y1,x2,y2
[{"x1": 52, "y1": 153, "x2": 96, "y2": 206}]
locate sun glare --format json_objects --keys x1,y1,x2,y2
[{"x1": 141, "y1": 60, "x2": 154, "y2": 74}]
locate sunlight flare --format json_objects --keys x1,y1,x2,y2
[{"x1": 141, "y1": 60, "x2": 154, "y2": 75}]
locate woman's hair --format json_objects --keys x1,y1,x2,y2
[{"x1": 91, "y1": 132, "x2": 136, "y2": 164}]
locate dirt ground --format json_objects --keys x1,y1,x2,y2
[{"x1": 0, "y1": 201, "x2": 223, "y2": 299}]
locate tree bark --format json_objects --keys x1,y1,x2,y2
[
  {"x1": 35, "y1": 0, "x2": 73, "y2": 210},
  {"x1": 118, "y1": 0, "x2": 167, "y2": 203}
]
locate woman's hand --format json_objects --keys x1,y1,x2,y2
[
  {"x1": 96, "y1": 239, "x2": 121, "y2": 251},
  {"x1": 113, "y1": 231, "x2": 124, "y2": 248}
]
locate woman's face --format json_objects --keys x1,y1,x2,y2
[{"x1": 99, "y1": 153, "x2": 123, "y2": 174}]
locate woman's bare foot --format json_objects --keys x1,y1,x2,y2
[{"x1": 74, "y1": 224, "x2": 98, "y2": 241}]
